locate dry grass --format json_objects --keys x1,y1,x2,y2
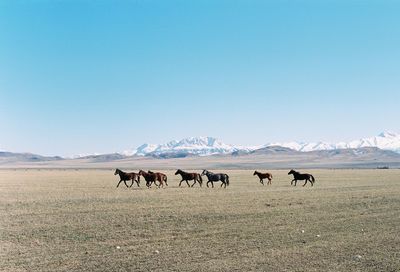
[{"x1": 1, "y1": 169, "x2": 399, "y2": 271}]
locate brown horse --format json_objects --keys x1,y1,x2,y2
[
  {"x1": 138, "y1": 170, "x2": 168, "y2": 188},
  {"x1": 253, "y1": 171, "x2": 273, "y2": 185},
  {"x1": 138, "y1": 170, "x2": 157, "y2": 188},
  {"x1": 148, "y1": 171, "x2": 168, "y2": 188},
  {"x1": 114, "y1": 169, "x2": 140, "y2": 188},
  {"x1": 175, "y1": 169, "x2": 203, "y2": 187}
]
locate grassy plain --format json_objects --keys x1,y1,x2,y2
[{"x1": 1, "y1": 169, "x2": 399, "y2": 271}]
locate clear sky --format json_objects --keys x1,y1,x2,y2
[{"x1": 1, "y1": 0, "x2": 399, "y2": 156}]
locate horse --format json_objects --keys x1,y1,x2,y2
[
  {"x1": 201, "y1": 170, "x2": 229, "y2": 188},
  {"x1": 253, "y1": 171, "x2": 273, "y2": 185},
  {"x1": 114, "y1": 169, "x2": 140, "y2": 188},
  {"x1": 288, "y1": 169, "x2": 315, "y2": 186},
  {"x1": 148, "y1": 171, "x2": 168, "y2": 188},
  {"x1": 138, "y1": 170, "x2": 156, "y2": 188},
  {"x1": 138, "y1": 170, "x2": 168, "y2": 188},
  {"x1": 138, "y1": 170, "x2": 158, "y2": 188},
  {"x1": 175, "y1": 169, "x2": 203, "y2": 187}
]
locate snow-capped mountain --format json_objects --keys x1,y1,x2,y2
[
  {"x1": 267, "y1": 131, "x2": 400, "y2": 153},
  {"x1": 123, "y1": 137, "x2": 260, "y2": 157},
  {"x1": 118, "y1": 131, "x2": 400, "y2": 158}
]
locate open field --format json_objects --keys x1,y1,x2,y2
[{"x1": 1, "y1": 169, "x2": 400, "y2": 271}]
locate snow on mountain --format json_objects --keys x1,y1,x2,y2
[
  {"x1": 124, "y1": 137, "x2": 260, "y2": 157},
  {"x1": 120, "y1": 131, "x2": 400, "y2": 157},
  {"x1": 266, "y1": 131, "x2": 400, "y2": 153},
  {"x1": 123, "y1": 143, "x2": 160, "y2": 156}
]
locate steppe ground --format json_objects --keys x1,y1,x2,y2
[{"x1": 1, "y1": 169, "x2": 399, "y2": 272}]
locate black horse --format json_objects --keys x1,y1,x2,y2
[
  {"x1": 114, "y1": 169, "x2": 140, "y2": 188},
  {"x1": 175, "y1": 169, "x2": 203, "y2": 187},
  {"x1": 288, "y1": 169, "x2": 315, "y2": 186},
  {"x1": 201, "y1": 170, "x2": 229, "y2": 188}
]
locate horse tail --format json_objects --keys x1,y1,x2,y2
[
  {"x1": 225, "y1": 174, "x2": 229, "y2": 186},
  {"x1": 198, "y1": 174, "x2": 202, "y2": 183},
  {"x1": 310, "y1": 175, "x2": 315, "y2": 182}
]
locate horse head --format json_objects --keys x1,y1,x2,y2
[
  {"x1": 138, "y1": 170, "x2": 145, "y2": 176},
  {"x1": 175, "y1": 169, "x2": 181, "y2": 175},
  {"x1": 288, "y1": 169, "x2": 296, "y2": 175},
  {"x1": 201, "y1": 169, "x2": 208, "y2": 176},
  {"x1": 114, "y1": 169, "x2": 120, "y2": 175},
  {"x1": 253, "y1": 171, "x2": 258, "y2": 176}
]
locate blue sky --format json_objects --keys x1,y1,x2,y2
[{"x1": 1, "y1": 0, "x2": 399, "y2": 156}]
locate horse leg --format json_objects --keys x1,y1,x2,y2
[
  {"x1": 117, "y1": 180, "x2": 123, "y2": 188},
  {"x1": 197, "y1": 177, "x2": 202, "y2": 187},
  {"x1": 130, "y1": 179, "x2": 134, "y2": 188},
  {"x1": 179, "y1": 180, "x2": 183, "y2": 187},
  {"x1": 191, "y1": 180, "x2": 196, "y2": 187},
  {"x1": 268, "y1": 178, "x2": 272, "y2": 185},
  {"x1": 186, "y1": 180, "x2": 190, "y2": 187},
  {"x1": 206, "y1": 181, "x2": 210, "y2": 188},
  {"x1": 260, "y1": 179, "x2": 264, "y2": 185},
  {"x1": 294, "y1": 180, "x2": 297, "y2": 186},
  {"x1": 303, "y1": 180, "x2": 307, "y2": 187}
]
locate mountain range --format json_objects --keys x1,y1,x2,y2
[
  {"x1": 120, "y1": 131, "x2": 400, "y2": 157},
  {"x1": 1, "y1": 132, "x2": 400, "y2": 168},
  {"x1": 122, "y1": 136, "x2": 255, "y2": 157}
]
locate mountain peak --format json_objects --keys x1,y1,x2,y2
[
  {"x1": 124, "y1": 136, "x2": 249, "y2": 157},
  {"x1": 378, "y1": 131, "x2": 398, "y2": 138}
]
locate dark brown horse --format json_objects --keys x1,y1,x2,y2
[
  {"x1": 138, "y1": 170, "x2": 157, "y2": 188},
  {"x1": 114, "y1": 169, "x2": 140, "y2": 188},
  {"x1": 253, "y1": 171, "x2": 273, "y2": 185},
  {"x1": 175, "y1": 169, "x2": 203, "y2": 187},
  {"x1": 288, "y1": 169, "x2": 315, "y2": 186}
]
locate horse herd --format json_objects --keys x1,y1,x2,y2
[{"x1": 114, "y1": 169, "x2": 316, "y2": 188}]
